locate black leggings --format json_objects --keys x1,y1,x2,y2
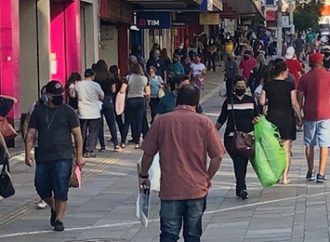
[{"x1": 224, "y1": 137, "x2": 249, "y2": 194}]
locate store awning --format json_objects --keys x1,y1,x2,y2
[
  {"x1": 126, "y1": 0, "x2": 223, "y2": 11},
  {"x1": 126, "y1": 0, "x2": 198, "y2": 9},
  {"x1": 222, "y1": 0, "x2": 264, "y2": 18}
]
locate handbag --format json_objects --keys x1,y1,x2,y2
[
  {"x1": 230, "y1": 95, "x2": 255, "y2": 159},
  {"x1": 115, "y1": 92, "x2": 126, "y2": 115},
  {"x1": 0, "y1": 161, "x2": 15, "y2": 198},
  {"x1": 69, "y1": 163, "x2": 82, "y2": 188},
  {"x1": 157, "y1": 88, "x2": 165, "y2": 98},
  {"x1": 0, "y1": 116, "x2": 17, "y2": 139}
]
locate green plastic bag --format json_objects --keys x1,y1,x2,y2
[
  {"x1": 254, "y1": 116, "x2": 286, "y2": 180},
  {"x1": 251, "y1": 141, "x2": 278, "y2": 187}
]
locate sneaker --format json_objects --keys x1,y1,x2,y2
[
  {"x1": 50, "y1": 209, "x2": 57, "y2": 227},
  {"x1": 316, "y1": 174, "x2": 327, "y2": 183},
  {"x1": 306, "y1": 171, "x2": 316, "y2": 181},
  {"x1": 98, "y1": 147, "x2": 106, "y2": 152},
  {"x1": 84, "y1": 152, "x2": 96, "y2": 158},
  {"x1": 37, "y1": 199, "x2": 47, "y2": 209},
  {"x1": 236, "y1": 190, "x2": 248, "y2": 200},
  {"x1": 89, "y1": 151, "x2": 96, "y2": 158},
  {"x1": 53, "y1": 219, "x2": 65, "y2": 232}
]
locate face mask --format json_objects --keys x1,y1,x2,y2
[
  {"x1": 41, "y1": 94, "x2": 48, "y2": 104},
  {"x1": 51, "y1": 95, "x2": 63, "y2": 106},
  {"x1": 235, "y1": 89, "x2": 246, "y2": 96}
]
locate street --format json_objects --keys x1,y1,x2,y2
[{"x1": 0, "y1": 71, "x2": 329, "y2": 242}]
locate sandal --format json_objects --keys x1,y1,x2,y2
[{"x1": 114, "y1": 145, "x2": 122, "y2": 152}]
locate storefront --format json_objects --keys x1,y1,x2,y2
[
  {"x1": 99, "y1": 0, "x2": 133, "y2": 75},
  {"x1": 135, "y1": 11, "x2": 173, "y2": 58},
  {"x1": 1, "y1": 0, "x2": 98, "y2": 120}
]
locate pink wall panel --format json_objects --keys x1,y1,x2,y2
[
  {"x1": 0, "y1": 0, "x2": 20, "y2": 118},
  {"x1": 65, "y1": 0, "x2": 81, "y2": 76},
  {"x1": 50, "y1": 1, "x2": 66, "y2": 83},
  {"x1": 50, "y1": 0, "x2": 81, "y2": 84}
]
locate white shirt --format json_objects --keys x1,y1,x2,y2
[
  {"x1": 191, "y1": 63, "x2": 206, "y2": 77},
  {"x1": 75, "y1": 80, "x2": 104, "y2": 119}
]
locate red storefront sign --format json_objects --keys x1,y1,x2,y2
[
  {"x1": 266, "y1": 10, "x2": 277, "y2": 22},
  {"x1": 100, "y1": 0, "x2": 133, "y2": 24}
]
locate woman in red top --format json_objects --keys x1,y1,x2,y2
[{"x1": 284, "y1": 46, "x2": 305, "y2": 88}]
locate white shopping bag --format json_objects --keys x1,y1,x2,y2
[
  {"x1": 136, "y1": 163, "x2": 151, "y2": 227},
  {"x1": 218, "y1": 82, "x2": 227, "y2": 97},
  {"x1": 137, "y1": 153, "x2": 161, "y2": 192},
  {"x1": 135, "y1": 187, "x2": 151, "y2": 228},
  {"x1": 149, "y1": 153, "x2": 161, "y2": 192}
]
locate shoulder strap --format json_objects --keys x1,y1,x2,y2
[
  {"x1": 157, "y1": 76, "x2": 162, "y2": 86},
  {"x1": 2, "y1": 161, "x2": 9, "y2": 173},
  {"x1": 230, "y1": 94, "x2": 238, "y2": 131}
]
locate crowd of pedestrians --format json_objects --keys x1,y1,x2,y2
[{"x1": 0, "y1": 27, "x2": 326, "y2": 242}]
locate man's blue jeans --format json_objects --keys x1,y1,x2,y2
[{"x1": 160, "y1": 197, "x2": 206, "y2": 242}]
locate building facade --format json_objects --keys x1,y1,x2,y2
[{"x1": 0, "y1": 0, "x2": 99, "y2": 119}]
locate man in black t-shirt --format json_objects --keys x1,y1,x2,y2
[{"x1": 25, "y1": 80, "x2": 84, "y2": 232}]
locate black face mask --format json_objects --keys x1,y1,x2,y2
[
  {"x1": 243, "y1": 55, "x2": 249, "y2": 60},
  {"x1": 235, "y1": 89, "x2": 246, "y2": 96},
  {"x1": 51, "y1": 95, "x2": 63, "y2": 106}
]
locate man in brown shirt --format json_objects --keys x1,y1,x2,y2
[{"x1": 140, "y1": 84, "x2": 225, "y2": 242}]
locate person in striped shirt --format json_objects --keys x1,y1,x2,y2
[{"x1": 216, "y1": 76, "x2": 259, "y2": 200}]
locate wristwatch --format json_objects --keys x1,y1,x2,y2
[{"x1": 139, "y1": 173, "x2": 149, "y2": 179}]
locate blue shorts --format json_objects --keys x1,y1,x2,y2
[
  {"x1": 35, "y1": 159, "x2": 72, "y2": 201},
  {"x1": 304, "y1": 119, "x2": 330, "y2": 147}
]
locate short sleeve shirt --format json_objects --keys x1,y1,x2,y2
[
  {"x1": 29, "y1": 104, "x2": 80, "y2": 163},
  {"x1": 75, "y1": 80, "x2": 104, "y2": 119},
  {"x1": 142, "y1": 105, "x2": 225, "y2": 200},
  {"x1": 126, "y1": 74, "x2": 148, "y2": 98},
  {"x1": 263, "y1": 79, "x2": 294, "y2": 113},
  {"x1": 285, "y1": 59, "x2": 304, "y2": 85},
  {"x1": 298, "y1": 68, "x2": 330, "y2": 121},
  {"x1": 191, "y1": 63, "x2": 206, "y2": 77},
  {"x1": 239, "y1": 58, "x2": 257, "y2": 80}
]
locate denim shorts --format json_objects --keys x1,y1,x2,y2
[
  {"x1": 304, "y1": 119, "x2": 330, "y2": 147},
  {"x1": 35, "y1": 159, "x2": 72, "y2": 201}
]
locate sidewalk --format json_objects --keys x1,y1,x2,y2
[
  {"x1": 0, "y1": 70, "x2": 222, "y2": 240},
  {"x1": 2, "y1": 69, "x2": 330, "y2": 242}
]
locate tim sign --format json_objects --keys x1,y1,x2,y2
[{"x1": 136, "y1": 12, "x2": 171, "y2": 29}]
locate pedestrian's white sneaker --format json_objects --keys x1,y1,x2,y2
[{"x1": 37, "y1": 199, "x2": 47, "y2": 209}]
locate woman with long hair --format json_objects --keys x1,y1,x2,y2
[
  {"x1": 65, "y1": 72, "x2": 81, "y2": 110},
  {"x1": 109, "y1": 65, "x2": 124, "y2": 141},
  {"x1": 148, "y1": 66, "x2": 163, "y2": 123},
  {"x1": 94, "y1": 60, "x2": 120, "y2": 152},
  {"x1": 120, "y1": 63, "x2": 149, "y2": 149},
  {"x1": 259, "y1": 61, "x2": 302, "y2": 184}
]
